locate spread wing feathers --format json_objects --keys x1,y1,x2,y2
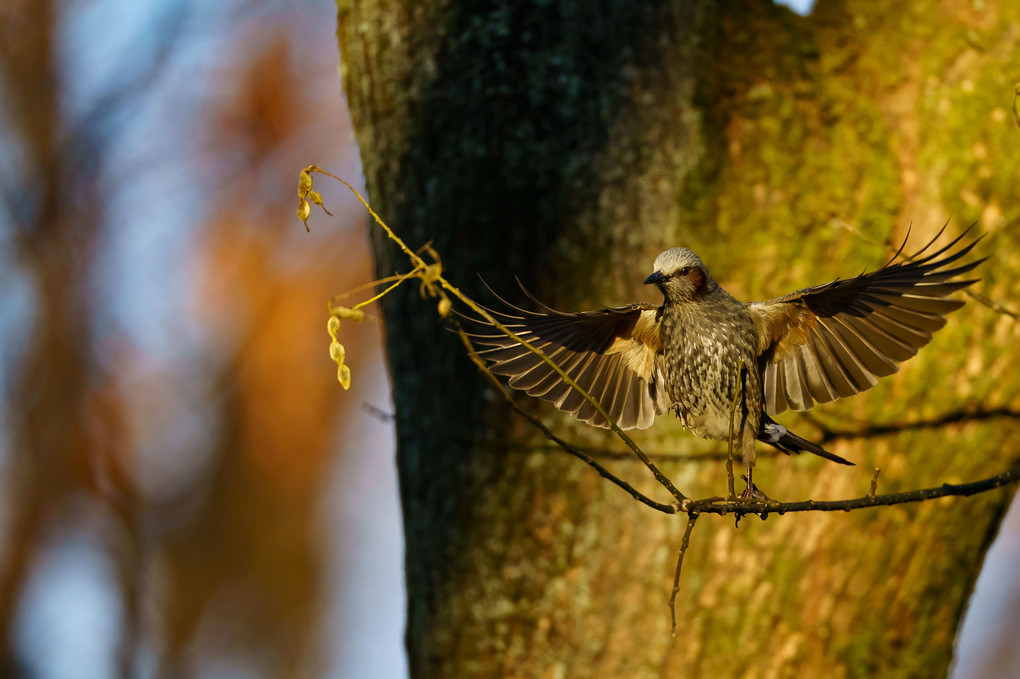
[
  {"x1": 463, "y1": 289, "x2": 668, "y2": 430},
  {"x1": 750, "y1": 227, "x2": 983, "y2": 415}
]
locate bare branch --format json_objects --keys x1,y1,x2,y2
[
  {"x1": 681, "y1": 464, "x2": 1020, "y2": 516},
  {"x1": 869, "y1": 468, "x2": 881, "y2": 498},
  {"x1": 967, "y1": 290, "x2": 1020, "y2": 321},
  {"x1": 669, "y1": 513, "x2": 699, "y2": 637},
  {"x1": 726, "y1": 361, "x2": 744, "y2": 500},
  {"x1": 808, "y1": 406, "x2": 1020, "y2": 444}
]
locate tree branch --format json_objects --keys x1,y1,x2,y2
[
  {"x1": 681, "y1": 463, "x2": 1020, "y2": 516},
  {"x1": 669, "y1": 513, "x2": 699, "y2": 636},
  {"x1": 808, "y1": 407, "x2": 1020, "y2": 444}
]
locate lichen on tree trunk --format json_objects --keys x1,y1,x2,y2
[{"x1": 337, "y1": 1, "x2": 1020, "y2": 677}]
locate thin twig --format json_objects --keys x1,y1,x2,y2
[
  {"x1": 350, "y1": 269, "x2": 420, "y2": 311},
  {"x1": 725, "y1": 453, "x2": 736, "y2": 501},
  {"x1": 456, "y1": 325, "x2": 679, "y2": 514},
  {"x1": 317, "y1": 168, "x2": 688, "y2": 502},
  {"x1": 669, "y1": 513, "x2": 699, "y2": 637},
  {"x1": 869, "y1": 468, "x2": 881, "y2": 498},
  {"x1": 331, "y1": 272, "x2": 421, "y2": 302},
  {"x1": 726, "y1": 361, "x2": 744, "y2": 500},
  {"x1": 1013, "y1": 82, "x2": 1020, "y2": 128},
  {"x1": 810, "y1": 406, "x2": 1020, "y2": 444},
  {"x1": 310, "y1": 166, "x2": 429, "y2": 270},
  {"x1": 964, "y1": 291, "x2": 1020, "y2": 321},
  {"x1": 833, "y1": 218, "x2": 1019, "y2": 321},
  {"x1": 361, "y1": 402, "x2": 395, "y2": 422}
]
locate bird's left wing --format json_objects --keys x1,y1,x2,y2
[
  {"x1": 464, "y1": 295, "x2": 667, "y2": 430},
  {"x1": 749, "y1": 229, "x2": 982, "y2": 415}
]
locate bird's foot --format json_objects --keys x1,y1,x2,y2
[
  {"x1": 733, "y1": 474, "x2": 772, "y2": 527},
  {"x1": 738, "y1": 470, "x2": 774, "y2": 503},
  {"x1": 739, "y1": 482, "x2": 772, "y2": 503}
]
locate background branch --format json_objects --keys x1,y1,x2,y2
[{"x1": 809, "y1": 407, "x2": 1020, "y2": 444}]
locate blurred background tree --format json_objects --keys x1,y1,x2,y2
[
  {"x1": 0, "y1": 0, "x2": 403, "y2": 677},
  {"x1": 0, "y1": 0, "x2": 1018, "y2": 678}
]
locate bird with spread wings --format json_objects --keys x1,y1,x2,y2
[{"x1": 466, "y1": 229, "x2": 982, "y2": 498}]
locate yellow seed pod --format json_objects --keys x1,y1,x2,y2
[
  {"x1": 307, "y1": 189, "x2": 333, "y2": 216},
  {"x1": 329, "y1": 341, "x2": 346, "y2": 365},
  {"x1": 333, "y1": 306, "x2": 365, "y2": 322},
  {"x1": 338, "y1": 364, "x2": 352, "y2": 390},
  {"x1": 437, "y1": 297, "x2": 451, "y2": 318},
  {"x1": 327, "y1": 315, "x2": 341, "y2": 339},
  {"x1": 297, "y1": 198, "x2": 311, "y2": 223},
  {"x1": 298, "y1": 168, "x2": 313, "y2": 198}
]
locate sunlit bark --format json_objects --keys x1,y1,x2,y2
[{"x1": 338, "y1": 1, "x2": 1020, "y2": 677}]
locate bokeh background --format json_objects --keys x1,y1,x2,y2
[
  {"x1": 0, "y1": 0, "x2": 404, "y2": 676},
  {"x1": 0, "y1": 0, "x2": 1017, "y2": 677}
]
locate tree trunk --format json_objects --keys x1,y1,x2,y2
[{"x1": 337, "y1": 1, "x2": 1020, "y2": 676}]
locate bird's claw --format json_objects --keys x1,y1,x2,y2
[
  {"x1": 739, "y1": 482, "x2": 772, "y2": 502},
  {"x1": 733, "y1": 481, "x2": 772, "y2": 526}
]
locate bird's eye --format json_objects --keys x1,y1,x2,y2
[{"x1": 679, "y1": 266, "x2": 691, "y2": 276}]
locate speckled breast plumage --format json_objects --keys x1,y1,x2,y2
[{"x1": 656, "y1": 287, "x2": 762, "y2": 448}]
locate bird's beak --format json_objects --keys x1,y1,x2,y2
[{"x1": 644, "y1": 271, "x2": 665, "y2": 285}]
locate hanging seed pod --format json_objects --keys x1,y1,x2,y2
[
  {"x1": 437, "y1": 297, "x2": 452, "y2": 318},
  {"x1": 329, "y1": 341, "x2": 346, "y2": 365}
]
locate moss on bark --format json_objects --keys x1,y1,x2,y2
[{"x1": 337, "y1": 1, "x2": 1020, "y2": 676}]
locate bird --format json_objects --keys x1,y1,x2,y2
[{"x1": 465, "y1": 228, "x2": 982, "y2": 498}]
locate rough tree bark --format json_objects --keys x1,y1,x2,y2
[{"x1": 337, "y1": 1, "x2": 1020, "y2": 677}]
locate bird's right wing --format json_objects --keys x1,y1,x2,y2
[
  {"x1": 748, "y1": 228, "x2": 982, "y2": 415},
  {"x1": 464, "y1": 294, "x2": 668, "y2": 430}
]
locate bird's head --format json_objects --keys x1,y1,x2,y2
[{"x1": 644, "y1": 247, "x2": 717, "y2": 303}]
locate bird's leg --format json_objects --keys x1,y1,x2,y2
[
  {"x1": 739, "y1": 466, "x2": 772, "y2": 502},
  {"x1": 739, "y1": 466, "x2": 758, "y2": 499}
]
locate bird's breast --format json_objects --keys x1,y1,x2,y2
[{"x1": 657, "y1": 301, "x2": 761, "y2": 438}]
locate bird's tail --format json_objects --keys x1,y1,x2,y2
[{"x1": 760, "y1": 416, "x2": 854, "y2": 466}]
